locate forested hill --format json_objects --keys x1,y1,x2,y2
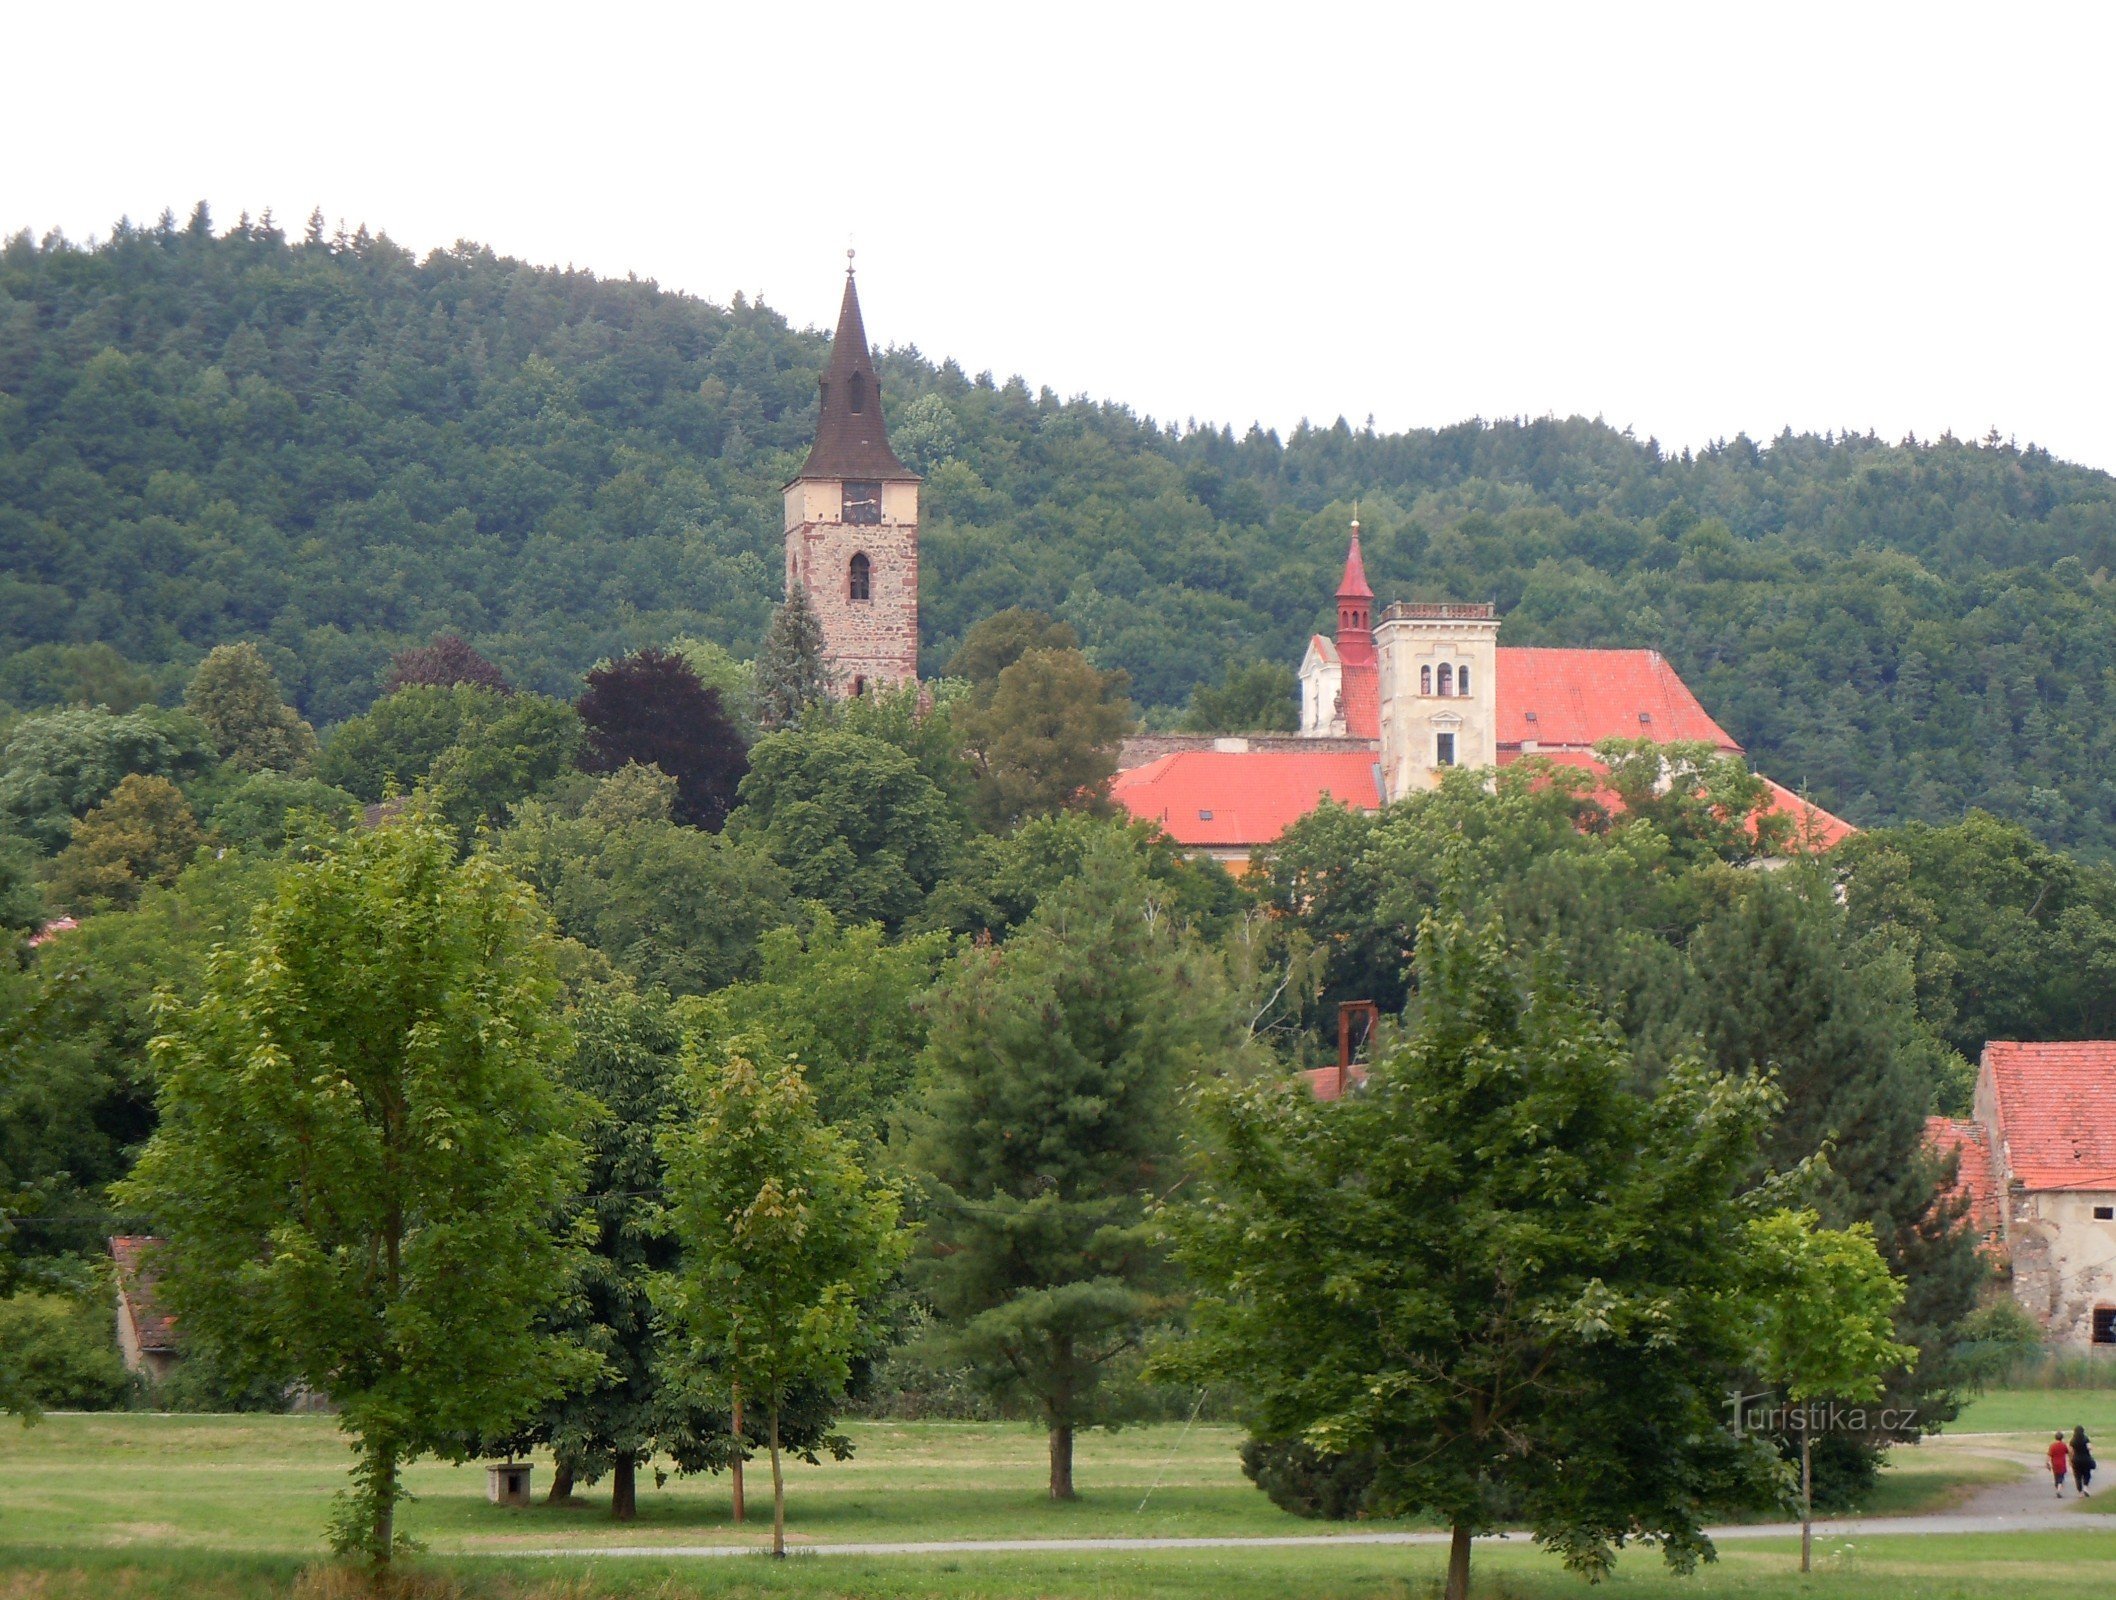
[{"x1": 6, "y1": 210, "x2": 2116, "y2": 852}]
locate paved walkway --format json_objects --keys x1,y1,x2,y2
[{"x1": 506, "y1": 1448, "x2": 2111, "y2": 1560}]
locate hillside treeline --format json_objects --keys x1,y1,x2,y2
[{"x1": 5, "y1": 209, "x2": 2116, "y2": 850}]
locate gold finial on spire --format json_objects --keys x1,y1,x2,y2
[{"x1": 1351, "y1": 499, "x2": 1361, "y2": 535}]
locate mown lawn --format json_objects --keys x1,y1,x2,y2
[
  {"x1": 3, "y1": 1533, "x2": 2116, "y2": 1600},
  {"x1": 1951, "y1": 1387, "x2": 2116, "y2": 1438},
  {"x1": 0, "y1": 1410, "x2": 2100, "y2": 1598},
  {"x1": 0, "y1": 1413, "x2": 2028, "y2": 1555}
]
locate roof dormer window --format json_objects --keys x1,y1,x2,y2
[{"x1": 849, "y1": 371, "x2": 867, "y2": 413}]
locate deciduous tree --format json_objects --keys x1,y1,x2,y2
[
  {"x1": 382, "y1": 634, "x2": 511, "y2": 696},
  {"x1": 117, "y1": 820, "x2": 594, "y2": 1565},
  {"x1": 46, "y1": 774, "x2": 205, "y2": 914},
  {"x1": 730, "y1": 729, "x2": 956, "y2": 931},
  {"x1": 660, "y1": 1048, "x2": 909, "y2": 1556},
  {"x1": 576, "y1": 649, "x2": 747, "y2": 831},
  {"x1": 183, "y1": 643, "x2": 319, "y2": 774},
  {"x1": 958, "y1": 648, "x2": 1132, "y2": 830},
  {"x1": 1179, "y1": 660, "x2": 1297, "y2": 733},
  {"x1": 1743, "y1": 1209, "x2": 1916, "y2": 1572},
  {"x1": 1165, "y1": 914, "x2": 1785, "y2": 1600}
]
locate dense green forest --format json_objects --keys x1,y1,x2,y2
[{"x1": 5, "y1": 207, "x2": 2116, "y2": 850}]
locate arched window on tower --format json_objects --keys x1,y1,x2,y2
[
  {"x1": 1458, "y1": 664, "x2": 1471, "y2": 697},
  {"x1": 1437, "y1": 662, "x2": 1453, "y2": 696},
  {"x1": 1420, "y1": 664, "x2": 1432, "y2": 695},
  {"x1": 849, "y1": 371, "x2": 867, "y2": 413},
  {"x1": 848, "y1": 551, "x2": 871, "y2": 602}
]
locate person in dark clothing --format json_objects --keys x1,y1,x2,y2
[{"x1": 2073, "y1": 1426, "x2": 2095, "y2": 1495}]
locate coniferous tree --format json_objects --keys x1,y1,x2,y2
[
  {"x1": 1676, "y1": 874, "x2": 1986, "y2": 1500},
  {"x1": 575, "y1": 649, "x2": 746, "y2": 831},
  {"x1": 908, "y1": 838, "x2": 1238, "y2": 1500},
  {"x1": 752, "y1": 587, "x2": 834, "y2": 731}
]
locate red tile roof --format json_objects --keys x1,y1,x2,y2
[
  {"x1": 1496, "y1": 749, "x2": 1856, "y2": 852},
  {"x1": 1496, "y1": 647, "x2": 1740, "y2": 751},
  {"x1": 1111, "y1": 750, "x2": 1381, "y2": 849},
  {"x1": 1983, "y1": 1042, "x2": 2116, "y2": 1192},
  {"x1": 1337, "y1": 532, "x2": 1374, "y2": 601},
  {"x1": 1925, "y1": 1116, "x2": 2003, "y2": 1252},
  {"x1": 1760, "y1": 779, "x2": 1858, "y2": 852},
  {"x1": 109, "y1": 1235, "x2": 177, "y2": 1352}
]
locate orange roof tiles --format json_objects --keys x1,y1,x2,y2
[
  {"x1": 109, "y1": 1235, "x2": 177, "y2": 1352},
  {"x1": 1497, "y1": 647, "x2": 1740, "y2": 751},
  {"x1": 1111, "y1": 749, "x2": 1381, "y2": 849},
  {"x1": 1983, "y1": 1042, "x2": 2116, "y2": 1192},
  {"x1": 1495, "y1": 750, "x2": 1855, "y2": 852},
  {"x1": 1760, "y1": 779, "x2": 1858, "y2": 852},
  {"x1": 1925, "y1": 1116, "x2": 2002, "y2": 1251}
]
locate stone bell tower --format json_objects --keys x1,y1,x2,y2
[{"x1": 783, "y1": 257, "x2": 922, "y2": 695}]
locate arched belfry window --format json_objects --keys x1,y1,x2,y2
[
  {"x1": 848, "y1": 551, "x2": 871, "y2": 602},
  {"x1": 849, "y1": 372, "x2": 867, "y2": 413},
  {"x1": 1437, "y1": 663, "x2": 1454, "y2": 696},
  {"x1": 1420, "y1": 664, "x2": 1432, "y2": 695},
  {"x1": 1458, "y1": 664, "x2": 1472, "y2": 697}
]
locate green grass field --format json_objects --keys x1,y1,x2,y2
[{"x1": 0, "y1": 1409, "x2": 2106, "y2": 1598}]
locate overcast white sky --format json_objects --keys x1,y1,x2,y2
[{"x1": 11, "y1": 2, "x2": 2115, "y2": 469}]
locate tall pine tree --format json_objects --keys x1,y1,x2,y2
[{"x1": 752, "y1": 586, "x2": 834, "y2": 731}]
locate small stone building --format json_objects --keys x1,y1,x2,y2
[
  {"x1": 1944, "y1": 1042, "x2": 2116, "y2": 1347},
  {"x1": 109, "y1": 1235, "x2": 179, "y2": 1383}
]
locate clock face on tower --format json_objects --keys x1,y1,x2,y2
[{"x1": 843, "y1": 481, "x2": 882, "y2": 525}]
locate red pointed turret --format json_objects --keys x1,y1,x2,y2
[
  {"x1": 1333, "y1": 520, "x2": 1379, "y2": 738},
  {"x1": 1336, "y1": 521, "x2": 1374, "y2": 634}
]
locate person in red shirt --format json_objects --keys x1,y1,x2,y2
[{"x1": 2050, "y1": 1432, "x2": 2072, "y2": 1496}]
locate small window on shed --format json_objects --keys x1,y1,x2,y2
[
  {"x1": 1437, "y1": 663, "x2": 1454, "y2": 696},
  {"x1": 2097, "y1": 1205, "x2": 2115, "y2": 1221},
  {"x1": 2096, "y1": 1307, "x2": 2116, "y2": 1344},
  {"x1": 849, "y1": 550, "x2": 871, "y2": 601}
]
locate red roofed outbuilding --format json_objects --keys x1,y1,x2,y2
[
  {"x1": 109, "y1": 1235, "x2": 179, "y2": 1383},
  {"x1": 1969, "y1": 1042, "x2": 2116, "y2": 1346}
]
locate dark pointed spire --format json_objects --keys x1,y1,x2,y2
[{"x1": 793, "y1": 260, "x2": 918, "y2": 483}]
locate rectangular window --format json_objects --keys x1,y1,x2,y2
[
  {"x1": 843, "y1": 481, "x2": 883, "y2": 525},
  {"x1": 1435, "y1": 733, "x2": 1456, "y2": 767},
  {"x1": 2096, "y1": 1307, "x2": 2116, "y2": 1345},
  {"x1": 2096, "y1": 1206, "x2": 2114, "y2": 1221}
]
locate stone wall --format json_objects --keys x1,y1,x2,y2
[
  {"x1": 1116, "y1": 732, "x2": 1379, "y2": 771},
  {"x1": 784, "y1": 488, "x2": 920, "y2": 692}
]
